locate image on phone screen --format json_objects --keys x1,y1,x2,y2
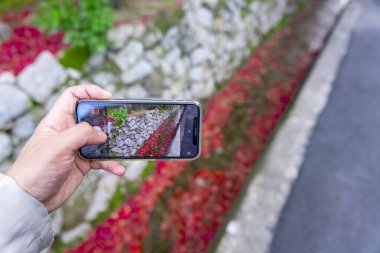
[{"x1": 75, "y1": 101, "x2": 201, "y2": 159}]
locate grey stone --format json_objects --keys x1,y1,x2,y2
[
  {"x1": 88, "y1": 53, "x2": 105, "y2": 68},
  {"x1": 188, "y1": 66, "x2": 205, "y2": 82},
  {"x1": 144, "y1": 32, "x2": 161, "y2": 48},
  {"x1": 191, "y1": 80, "x2": 214, "y2": 99},
  {"x1": 125, "y1": 85, "x2": 148, "y2": 99},
  {"x1": 164, "y1": 47, "x2": 181, "y2": 65},
  {"x1": 191, "y1": 48, "x2": 215, "y2": 65},
  {"x1": 92, "y1": 72, "x2": 116, "y2": 87},
  {"x1": 125, "y1": 138, "x2": 135, "y2": 147},
  {"x1": 0, "y1": 133, "x2": 12, "y2": 161},
  {"x1": 113, "y1": 40, "x2": 144, "y2": 71},
  {"x1": 85, "y1": 174, "x2": 119, "y2": 221},
  {"x1": 160, "y1": 61, "x2": 173, "y2": 76},
  {"x1": 0, "y1": 72, "x2": 16, "y2": 85},
  {"x1": 202, "y1": 0, "x2": 219, "y2": 8},
  {"x1": 0, "y1": 84, "x2": 29, "y2": 128},
  {"x1": 144, "y1": 71, "x2": 165, "y2": 96},
  {"x1": 0, "y1": 22, "x2": 12, "y2": 42},
  {"x1": 116, "y1": 140, "x2": 124, "y2": 147},
  {"x1": 174, "y1": 59, "x2": 188, "y2": 78},
  {"x1": 145, "y1": 50, "x2": 161, "y2": 67},
  {"x1": 124, "y1": 161, "x2": 147, "y2": 181},
  {"x1": 129, "y1": 120, "x2": 136, "y2": 127},
  {"x1": 193, "y1": 8, "x2": 214, "y2": 28},
  {"x1": 108, "y1": 24, "x2": 134, "y2": 49},
  {"x1": 61, "y1": 223, "x2": 91, "y2": 244},
  {"x1": 110, "y1": 147, "x2": 123, "y2": 153},
  {"x1": 162, "y1": 27, "x2": 180, "y2": 50},
  {"x1": 18, "y1": 51, "x2": 67, "y2": 103},
  {"x1": 137, "y1": 138, "x2": 144, "y2": 146},
  {"x1": 12, "y1": 114, "x2": 36, "y2": 139},
  {"x1": 66, "y1": 68, "x2": 81, "y2": 80},
  {"x1": 132, "y1": 23, "x2": 146, "y2": 39},
  {"x1": 121, "y1": 59, "x2": 153, "y2": 84}
]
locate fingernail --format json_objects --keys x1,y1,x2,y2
[
  {"x1": 94, "y1": 126, "x2": 106, "y2": 138},
  {"x1": 105, "y1": 91, "x2": 113, "y2": 98}
]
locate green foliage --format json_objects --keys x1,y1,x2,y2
[
  {"x1": 157, "y1": 105, "x2": 170, "y2": 114},
  {"x1": 155, "y1": 8, "x2": 184, "y2": 34},
  {"x1": 125, "y1": 181, "x2": 140, "y2": 194},
  {"x1": 59, "y1": 46, "x2": 91, "y2": 70},
  {"x1": 28, "y1": 98, "x2": 39, "y2": 109},
  {"x1": 141, "y1": 161, "x2": 156, "y2": 180},
  {"x1": 0, "y1": 0, "x2": 39, "y2": 14},
  {"x1": 108, "y1": 107, "x2": 128, "y2": 126},
  {"x1": 35, "y1": 0, "x2": 114, "y2": 54},
  {"x1": 261, "y1": 14, "x2": 290, "y2": 42}
]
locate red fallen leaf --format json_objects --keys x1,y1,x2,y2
[{"x1": 0, "y1": 25, "x2": 66, "y2": 75}]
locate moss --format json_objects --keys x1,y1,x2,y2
[
  {"x1": 125, "y1": 181, "x2": 140, "y2": 194},
  {"x1": 0, "y1": 0, "x2": 39, "y2": 14},
  {"x1": 141, "y1": 161, "x2": 156, "y2": 180},
  {"x1": 154, "y1": 8, "x2": 185, "y2": 34},
  {"x1": 59, "y1": 46, "x2": 91, "y2": 71},
  {"x1": 28, "y1": 98, "x2": 39, "y2": 109}
]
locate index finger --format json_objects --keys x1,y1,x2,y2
[
  {"x1": 49, "y1": 84, "x2": 112, "y2": 117},
  {"x1": 40, "y1": 84, "x2": 113, "y2": 132}
]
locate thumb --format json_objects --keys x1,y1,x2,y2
[{"x1": 57, "y1": 122, "x2": 107, "y2": 151}]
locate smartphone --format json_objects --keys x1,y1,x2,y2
[{"x1": 75, "y1": 100, "x2": 201, "y2": 160}]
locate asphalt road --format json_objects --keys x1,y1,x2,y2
[{"x1": 269, "y1": 1, "x2": 380, "y2": 253}]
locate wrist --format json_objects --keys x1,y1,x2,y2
[
  {"x1": 0, "y1": 173, "x2": 54, "y2": 250},
  {"x1": 5, "y1": 168, "x2": 44, "y2": 208}
]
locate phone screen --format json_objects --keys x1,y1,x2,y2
[{"x1": 75, "y1": 100, "x2": 201, "y2": 159}]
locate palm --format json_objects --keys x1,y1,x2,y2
[{"x1": 8, "y1": 85, "x2": 125, "y2": 213}]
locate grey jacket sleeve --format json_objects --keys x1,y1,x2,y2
[{"x1": 0, "y1": 173, "x2": 54, "y2": 253}]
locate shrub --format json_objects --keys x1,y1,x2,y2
[
  {"x1": 108, "y1": 107, "x2": 128, "y2": 127},
  {"x1": 35, "y1": 0, "x2": 114, "y2": 54}
]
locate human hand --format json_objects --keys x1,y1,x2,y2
[{"x1": 6, "y1": 84, "x2": 126, "y2": 213}]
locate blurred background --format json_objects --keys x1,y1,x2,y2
[{"x1": 1, "y1": 0, "x2": 378, "y2": 252}]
